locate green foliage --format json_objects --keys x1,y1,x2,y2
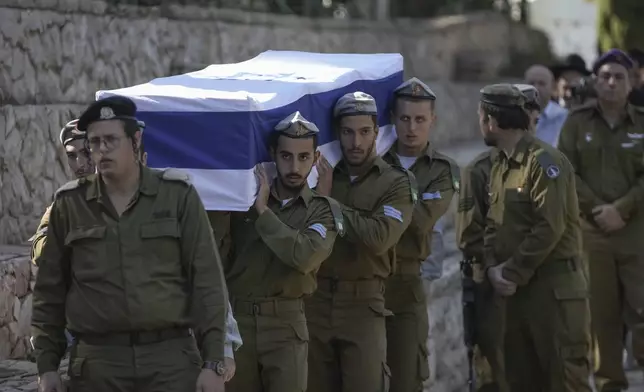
[{"x1": 597, "y1": 0, "x2": 644, "y2": 52}]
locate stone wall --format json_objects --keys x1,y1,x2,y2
[
  {"x1": 0, "y1": 246, "x2": 33, "y2": 360},
  {"x1": 0, "y1": 0, "x2": 550, "y2": 246}
]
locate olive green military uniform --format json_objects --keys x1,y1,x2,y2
[
  {"x1": 32, "y1": 97, "x2": 228, "y2": 391},
  {"x1": 31, "y1": 167, "x2": 228, "y2": 392},
  {"x1": 378, "y1": 77, "x2": 458, "y2": 392},
  {"x1": 217, "y1": 112, "x2": 341, "y2": 392},
  {"x1": 383, "y1": 142, "x2": 458, "y2": 392},
  {"x1": 31, "y1": 119, "x2": 86, "y2": 266},
  {"x1": 305, "y1": 92, "x2": 416, "y2": 392},
  {"x1": 456, "y1": 148, "x2": 511, "y2": 392},
  {"x1": 306, "y1": 155, "x2": 416, "y2": 392},
  {"x1": 484, "y1": 130, "x2": 592, "y2": 391},
  {"x1": 558, "y1": 101, "x2": 644, "y2": 391}
]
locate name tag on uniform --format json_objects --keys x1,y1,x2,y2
[
  {"x1": 383, "y1": 205, "x2": 403, "y2": 223},
  {"x1": 627, "y1": 133, "x2": 644, "y2": 139},
  {"x1": 422, "y1": 191, "x2": 442, "y2": 200},
  {"x1": 308, "y1": 223, "x2": 327, "y2": 239}
]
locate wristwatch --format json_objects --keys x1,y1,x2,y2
[{"x1": 202, "y1": 361, "x2": 226, "y2": 376}]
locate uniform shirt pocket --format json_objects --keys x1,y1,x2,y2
[
  {"x1": 65, "y1": 226, "x2": 107, "y2": 281},
  {"x1": 140, "y1": 219, "x2": 182, "y2": 278}
]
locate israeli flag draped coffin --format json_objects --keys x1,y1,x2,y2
[{"x1": 96, "y1": 51, "x2": 403, "y2": 211}]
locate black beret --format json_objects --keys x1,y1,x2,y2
[
  {"x1": 514, "y1": 84, "x2": 540, "y2": 110},
  {"x1": 77, "y1": 96, "x2": 138, "y2": 132},
  {"x1": 593, "y1": 49, "x2": 635, "y2": 74}
]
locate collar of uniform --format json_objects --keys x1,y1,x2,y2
[
  {"x1": 388, "y1": 141, "x2": 433, "y2": 162},
  {"x1": 336, "y1": 155, "x2": 388, "y2": 176},
  {"x1": 592, "y1": 100, "x2": 637, "y2": 125},
  {"x1": 508, "y1": 134, "x2": 533, "y2": 164},
  {"x1": 85, "y1": 165, "x2": 158, "y2": 201},
  {"x1": 269, "y1": 181, "x2": 312, "y2": 207}
]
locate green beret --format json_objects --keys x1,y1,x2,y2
[
  {"x1": 393, "y1": 77, "x2": 436, "y2": 100},
  {"x1": 274, "y1": 111, "x2": 320, "y2": 137},
  {"x1": 480, "y1": 84, "x2": 525, "y2": 109},
  {"x1": 333, "y1": 92, "x2": 378, "y2": 118}
]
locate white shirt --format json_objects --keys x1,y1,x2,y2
[
  {"x1": 396, "y1": 154, "x2": 417, "y2": 170},
  {"x1": 536, "y1": 101, "x2": 568, "y2": 147}
]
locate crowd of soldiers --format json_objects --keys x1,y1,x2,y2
[{"x1": 27, "y1": 47, "x2": 643, "y2": 392}]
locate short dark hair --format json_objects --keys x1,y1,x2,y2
[
  {"x1": 480, "y1": 102, "x2": 529, "y2": 131},
  {"x1": 393, "y1": 96, "x2": 435, "y2": 113},
  {"x1": 268, "y1": 133, "x2": 318, "y2": 153}
]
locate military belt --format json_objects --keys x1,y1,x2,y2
[
  {"x1": 394, "y1": 261, "x2": 421, "y2": 276},
  {"x1": 233, "y1": 298, "x2": 303, "y2": 316},
  {"x1": 72, "y1": 327, "x2": 191, "y2": 346},
  {"x1": 316, "y1": 278, "x2": 384, "y2": 295},
  {"x1": 535, "y1": 258, "x2": 578, "y2": 279}
]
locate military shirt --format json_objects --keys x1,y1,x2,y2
[
  {"x1": 223, "y1": 185, "x2": 340, "y2": 299},
  {"x1": 383, "y1": 143, "x2": 459, "y2": 265},
  {"x1": 317, "y1": 156, "x2": 416, "y2": 280},
  {"x1": 558, "y1": 103, "x2": 644, "y2": 225},
  {"x1": 483, "y1": 135, "x2": 582, "y2": 286},
  {"x1": 30, "y1": 205, "x2": 52, "y2": 265},
  {"x1": 456, "y1": 149, "x2": 497, "y2": 262},
  {"x1": 31, "y1": 167, "x2": 228, "y2": 374}
]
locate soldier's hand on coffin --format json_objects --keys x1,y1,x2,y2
[
  {"x1": 223, "y1": 357, "x2": 236, "y2": 382},
  {"x1": 254, "y1": 166, "x2": 271, "y2": 215},
  {"x1": 315, "y1": 154, "x2": 333, "y2": 196},
  {"x1": 38, "y1": 371, "x2": 64, "y2": 392}
]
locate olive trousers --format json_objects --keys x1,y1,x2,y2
[
  {"x1": 68, "y1": 334, "x2": 201, "y2": 392},
  {"x1": 504, "y1": 259, "x2": 593, "y2": 392},
  {"x1": 226, "y1": 298, "x2": 308, "y2": 392},
  {"x1": 306, "y1": 278, "x2": 391, "y2": 392},
  {"x1": 384, "y1": 269, "x2": 430, "y2": 392}
]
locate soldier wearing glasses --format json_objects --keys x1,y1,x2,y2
[{"x1": 32, "y1": 96, "x2": 229, "y2": 392}]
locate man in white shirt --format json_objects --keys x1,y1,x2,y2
[{"x1": 524, "y1": 64, "x2": 568, "y2": 147}]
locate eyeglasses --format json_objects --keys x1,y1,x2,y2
[{"x1": 87, "y1": 135, "x2": 125, "y2": 152}]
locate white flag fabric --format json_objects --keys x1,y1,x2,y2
[{"x1": 96, "y1": 50, "x2": 403, "y2": 211}]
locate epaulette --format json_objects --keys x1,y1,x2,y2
[
  {"x1": 433, "y1": 151, "x2": 461, "y2": 193},
  {"x1": 534, "y1": 149, "x2": 561, "y2": 179},
  {"x1": 314, "y1": 195, "x2": 346, "y2": 237},
  {"x1": 391, "y1": 165, "x2": 419, "y2": 204},
  {"x1": 54, "y1": 178, "x2": 85, "y2": 198},
  {"x1": 160, "y1": 168, "x2": 191, "y2": 184}
]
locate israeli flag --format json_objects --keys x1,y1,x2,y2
[{"x1": 96, "y1": 51, "x2": 403, "y2": 211}]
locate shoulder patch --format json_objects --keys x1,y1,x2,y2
[
  {"x1": 54, "y1": 178, "x2": 83, "y2": 198},
  {"x1": 534, "y1": 149, "x2": 560, "y2": 179},
  {"x1": 391, "y1": 165, "x2": 419, "y2": 204},
  {"x1": 434, "y1": 152, "x2": 461, "y2": 193},
  {"x1": 161, "y1": 168, "x2": 191, "y2": 184},
  {"x1": 315, "y1": 195, "x2": 345, "y2": 237}
]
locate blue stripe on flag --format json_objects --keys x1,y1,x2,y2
[{"x1": 141, "y1": 71, "x2": 403, "y2": 171}]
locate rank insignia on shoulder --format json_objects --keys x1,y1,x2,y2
[
  {"x1": 383, "y1": 205, "x2": 403, "y2": 223},
  {"x1": 422, "y1": 191, "x2": 442, "y2": 201},
  {"x1": 308, "y1": 223, "x2": 327, "y2": 239},
  {"x1": 546, "y1": 165, "x2": 560, "y2": 179}
]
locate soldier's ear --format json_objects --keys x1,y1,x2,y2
[{"x1": 313, "y1": 150, "x2": 321, "y2": 164}]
